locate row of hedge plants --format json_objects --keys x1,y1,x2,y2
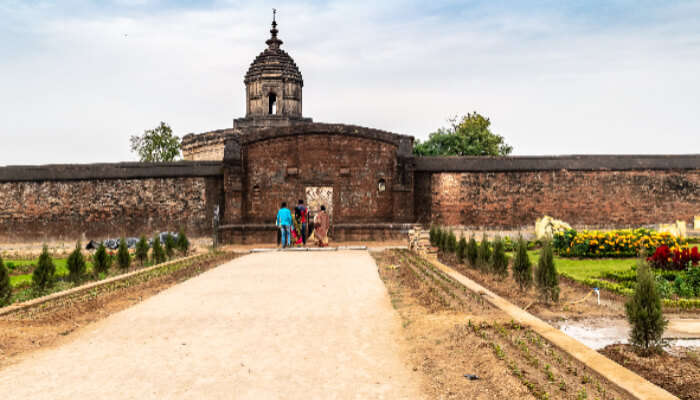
[
  {"x1": 430, "y1": 226, "x2": 559, "y2": 303},
  {"x1": 553, "y1": 228, "x2": 681, "y2": 258}
]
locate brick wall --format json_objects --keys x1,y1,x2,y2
[
  {"x1": 421, "y1": 169, "x2": 700, "y2": 228},
  {"x1": 0, "y1": 163, "x2": 223, "y2": 242},
  {"x1": 244, "y1": 134, "x2": 398, "y2": 223}
]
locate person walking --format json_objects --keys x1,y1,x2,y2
[
  {"x1": 276, "y1": 202, "x2": 292, "y2": 248},
  {"x1": 294, "y1": 199, "x2": 308, "y2": 246},
  {"x1": 313, "y1": 205, "x2": 330, "y2": 247}
]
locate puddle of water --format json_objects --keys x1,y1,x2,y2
[{"x1": 553, "y1": 319, "x2": 700, "y2": 351}]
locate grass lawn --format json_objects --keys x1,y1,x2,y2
[
  {"x1": 507, "y1": 250, "x2": 637, "y2": 281},
  {"x1": 8, "y1": 258, "x2": 94, "y2": 288}
]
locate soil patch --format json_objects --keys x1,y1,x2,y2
[
  {"x1": 600, "y1": 344, "x2": 700, "y2": 400},
  {"x1": 0, "y1": 252, "x2": 237, "y2": 368},
  {"x1": 373, "y1": 250, "x2": 633, "y2": 400}
]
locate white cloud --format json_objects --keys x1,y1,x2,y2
[{"x1": 0, "y1": 1, "x2": 698, "y2": 165}]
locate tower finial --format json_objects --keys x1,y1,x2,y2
[{"x1": 267, "y1": 8, "x2": 283, "y2": 49}]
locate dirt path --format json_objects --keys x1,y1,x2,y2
[{"x1": 0, "y1": 251, "x2": 423, "y2": 399}]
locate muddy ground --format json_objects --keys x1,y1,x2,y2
[
  {"x1": 373, "y1": 250, "x2": 633, "y2": 400},
  {"x1": 0, "y1": 252, "x2": 237, "y2": 368}
]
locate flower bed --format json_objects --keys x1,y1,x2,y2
[{"x1": 553, "y1": 229, "x2": 681, "y2": 258}]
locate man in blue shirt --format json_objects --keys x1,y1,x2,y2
[{"x1": 276, "y1": 202, "x2": 292, "y2": 248}]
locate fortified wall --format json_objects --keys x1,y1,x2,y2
[
  {"x1": 0, "y1": 155, "x2": 698, "y2": 243},
  {"x1": 0, "y1": 162, "x2": 222, "y2": 242},
  {"x1": 415, "y1": 155, "x2": 700, "y2": 229}
]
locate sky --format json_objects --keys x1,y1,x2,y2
[{"x1": 1, "y1": 0, "x2": 699, "y2": 165}]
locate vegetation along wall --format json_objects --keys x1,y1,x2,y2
[
  {"x1": 0, "y1": 162, "x2": 223, "y2": 242},
  {"x1": 415, "y1": 155, "x2": 700, "y2": 229}
]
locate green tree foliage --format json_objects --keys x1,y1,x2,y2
[
  {"x1": 93, "y1": 242, "x2": 111, "y2": 276},
  {"x1": 135, "y1": 235, "x2": 149, "y2": 266},
  {"x1": 130, "y1": 121, "x2": 181, "y2": 162},
  {"x1": 477, "y1": 234, "x2": 492, "y2": 271},
  {"x1": 0, "y1": 256, "x2": 11, "y2": 306},
  {"x1": 447, "y1": 231, "x2": 457, "y2": 254},
  {"x1": 413, "y1": 112, "x2": 513, "y2": 156},
  {"x1": 177, "y1": 227, "x2": 190, "y2": 256},
  {"x1": 33, "y1": 245, "x2": 56, "y2": 291},
  {"x1": 429, "y1": 226, "x2": 437, "y2": 246},
  {"x1": 66, "y1": 242, "x2": 87, "y2": 284},
  {"x1": 467, "y1": 236, "x2": 478, "y2": 267},
  {"x1": 164, "y1": 234, "x2": 176, "y2": 259},
  {"x1": 152, "y1": 236, "x2": 166, "y2": 265},
  {"x1": 626, "y1": 260, "x2": 667, "y2": 354},
  {"x1": 492, "y1": 236, "x2": 509, "y2": 278},
  {"x1": 513, "y1": 237, "x2": 533, "y2": 291},
  {"x1": 535, "y1": 241, "x2": 560, "y2": 302},
  {"x1": 117, "y1": 238, "x2": 131, "y2": 271},
  {"x1": 456, "y1": 236, "x2": 467, "y2": 263}
]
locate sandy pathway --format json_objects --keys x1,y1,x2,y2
[{"x1": 0, "y1": 251, "x2": 422, "y2": 399}]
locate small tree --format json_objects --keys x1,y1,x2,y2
[
  {"x1": 513, "y1": 237, "x2": 533, "y2": 291},
  {"x1": 33, "y1": 245, "x2": 56, "y2": 291},
  {"x1": 135, "y1": 235, "x2": 149, "y2": 266},
  {"x1": 164, "y1": 234, "x2": 176, "y2": 259},
  {"x1": 429, "y1": 226, "x2": 437, "y2": 246},
  {"x1": 0, "y1": 256, "x2": 11, "y2": 306},
  {"x1": 117, "y1": 238, "x2": 131, "y2": 271},
  {"x1": 447, "y1": 231, "x2": 457, "y2": 254},
  {"x1": 626, "y1": 260, "x2": 667, "y2": 354},
  {"x1": 66, "y1": 242, "x2": 87, "y2": 284},
  {"x1": 93, "y1": 242, "x2": 111, "y2": 276},
  {"x1": 535, "y1": 241, "x2": 559, "y2": 302},
  {"x1": 152, "y1": 236, "x2": 166, "y2": 265},
  {"x1": 176, "y1": 227, "x2": 190, "y2": 256},
  {"x1": 477, "y1": 234, "x2": 492, "y2": 271},
  {"x1": 467, "y1": 236, "x2": 478, "y2": 267},
  {"x1": 456, "y1": 236, "x2": 467, "y2": 263},
  {"x1": 130, "y1": 121, "x2": 181, "y2": 162},
  {"x1": 492, "y1": 236, "x2": 509, "y2": 278}
]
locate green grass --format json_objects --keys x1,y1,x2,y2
[
  {"x1": 8, "y1": 258, "x2": 94, "y2": 288},
  {"x1": 507, "y1": 250, "x2": 636, "y2": 281}
]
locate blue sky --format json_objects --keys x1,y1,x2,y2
[{"x1": 1, "y1": 0, "x2": 699, "y2": 164}]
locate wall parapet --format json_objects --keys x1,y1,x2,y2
[
  {"x1": 414, "y1": 154, "x2": 700, "y2": 172},
  {"x1": 0, "y1": 161, "x2": 223, "y2": 182}
]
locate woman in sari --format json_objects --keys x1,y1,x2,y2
[
  {"x1": 290, "y1": 214, "x2": 304, "y2": 246},
  {"x1": 313, "y1": 205, "x2": 330, "y2": 247}
]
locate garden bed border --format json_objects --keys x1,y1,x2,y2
[
  {"x1": 423, "y1": 255, "x2": 679, "y2": 400},
  {"x1": 0, "y1": 253, "x2": 220, "y2": 318}
]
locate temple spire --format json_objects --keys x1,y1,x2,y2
[{"x1": 266, "y1": 8, "x2": 283, "y2": 49}]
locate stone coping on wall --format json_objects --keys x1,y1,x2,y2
[
  {"x1": 414, "y1": 154, "x2": 700, "y2": 172},
  {"x1": 226, "y1": 122, "x2": 415, "y2": 157},
  {"x1": 0, "y1": 161, "x2": 223, "y2": 182}
]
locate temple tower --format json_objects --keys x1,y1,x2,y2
[{"x1": 234, "y1": 14, "x2": 312, "y2": 129}]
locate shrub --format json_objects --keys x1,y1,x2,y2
[
  {"x1": 437, "y1": 228, "x2": 447, "y2": 253},
  {"x1": 673, "y1": 276, "x2": 695, "y2": 298},
  {"x1": 477, "y1": 234, "x2": 491, "y2": 271},
  {"x1": 626, "y1": 260, "x2": 667, "y2": 354},
  {"x1": 176, "y1": 227, "x2": 190, "y2": 256},
  {"x1": 456, "y1": 236, "x2": 467, "y2": 263},
  {"x1": 93, "y1": 242, "x2": 111, "y2": 276},
  {"x1": 467, "y1": 236, "x2": 478, "y2": 267},
  {"x1": 429, "y1": 226, "x2": 437, "y2": 246},
  {"x1": 164, "y1": 234, "x2": 176, "y2": 259},
  {"x1": 66, "y1": 242, "x2": 87, "y2": 284},
  {"x1": 135, "y1": 235, "x2": 149, "y2": 266},
  {"x1": 117, "y1": 238, "x2": 131, "y2": 271},
  {"x1": 512, "y1": 237, "x2": 533, "y2": 291},
  {"x1": 535, "y1": 241, "x2": 560, "y2": 302},
  {"x1": 152, "y1": 235, "x2": 166, "y2": 265},
  {"x1": 492, "y1": 236, "x2": 509, "y2": 278},
  {"x1": 0, "y1": 256, "x2": 11, "y2": 306},
  {"x1": 447, "y1": 231, "x2": 457, "y2": 254},
  {"x1": 32, "y1": 245, "x2": 56, "y2": 291}
]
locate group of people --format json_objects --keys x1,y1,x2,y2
[{"x1": 275, "y1": 200, "x2": 330, "y2": 248}]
